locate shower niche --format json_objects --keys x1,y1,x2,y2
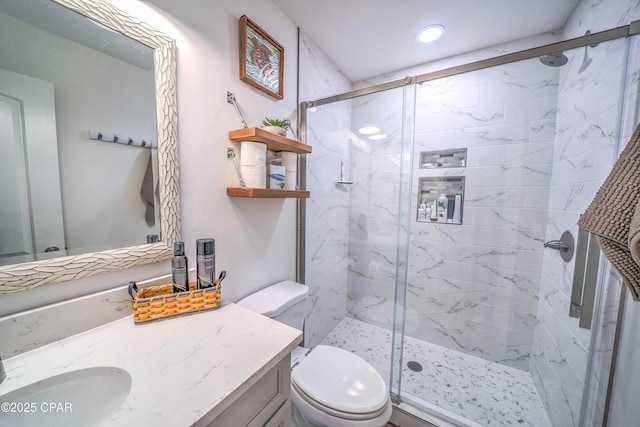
[
  {"x1": 417, "y1": 147, "x2": 466, "y2": 224},
  {"x1": 416, "y1": 176, "x2": 465, "y2": 224}
]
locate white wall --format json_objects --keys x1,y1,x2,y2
[
  {"x1": 0, "y1": 0, "x2": 304, "y2": 315},
  {"x1": 95, "y1": 0, "x2": 302, "y2": 303},
  {"x1": 106, "y1": 0, "x2": 303, "y2": 303}
]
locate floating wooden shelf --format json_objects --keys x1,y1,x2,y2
[
  {"x1": 229, "y1": 127, "x2": 312, "y2": 154},
  {"x1": 227, "y1": 187, "x2": 310, "y2": 198}
]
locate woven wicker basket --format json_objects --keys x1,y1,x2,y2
[{"x1": 128, "y1": 280, "x2": 221, "y2": 324}]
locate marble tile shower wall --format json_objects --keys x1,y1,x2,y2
[
  {"x1": 298, "y1": 33, "x2": 352, "y2": 348},
  {"x1": 347, "y1": 60, "x2": 559, "y2": 371},
  {"x1": 530, "y1": 37, "x2": 631, "y2": 427}
]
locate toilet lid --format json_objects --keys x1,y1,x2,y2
[
  {"x1": 236, "y1": 281, "x2": 307, "y2": 317},
  {"x1": 291, "y1": 345, "x2": 388, "y2": 414}
]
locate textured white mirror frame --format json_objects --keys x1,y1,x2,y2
[{"x1": 0, "y1": 0, "x2": 180, "y2": 294}]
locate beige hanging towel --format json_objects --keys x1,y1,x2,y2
[
  {"x1": 630, "y1": 202, "x2": 640, "y2": 269},
  {"x1": 578, "y1": 123, "x2": 640, "y2": 300}
]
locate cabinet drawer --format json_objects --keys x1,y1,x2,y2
[{"x1": 207, "y1": 355, "x2": 290, "y2": 427}]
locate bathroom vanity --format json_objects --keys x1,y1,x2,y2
[{"x1": 0, "y1": 303, "x2": 302, "y2": 426}]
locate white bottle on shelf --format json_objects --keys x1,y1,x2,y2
[
  {"x1": 437, "y1": 194, "x2": 448, "y2": 223},
  {"x1": 453, "y1": 194, "x2": 462, "y2": 223},
  {"x1": 418, "y1": 200, "x2": 427, "y2": 221},
  {"x1": 430, "y1": 200, "x2": 438, "y2": 221}
]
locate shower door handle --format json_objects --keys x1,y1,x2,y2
[
  {"x1": 579, "y1": 233, "x2": 600, "y2": 329},
  {"x1": 569, "y1": 228, "x2": 589, "y2": 318},
  {"x1": 569, "y1": 227, "x2": 600, "y2": 329}
]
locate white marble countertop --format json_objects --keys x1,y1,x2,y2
[{"x1": 0, "y1": 302, "x2": 302, "y2": 426}]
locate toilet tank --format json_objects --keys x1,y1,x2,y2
[{"x1": 236, "y1": 281, "x2": 308, "y2": 331}]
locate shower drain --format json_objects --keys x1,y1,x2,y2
[{"x1": 407, "y1": 361, "x2": 423, "y2": 372}]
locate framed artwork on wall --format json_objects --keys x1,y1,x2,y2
[{"x1": 239, "y1": 15, "x2": 284, "y2": 100}]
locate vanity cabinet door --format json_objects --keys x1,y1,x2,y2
[
  {"x1": 206, "y1": 355, "x2": 290, "y2": 427},
  {"x1": 264, "y1": 399, "x2": 291, "y2": 427}
]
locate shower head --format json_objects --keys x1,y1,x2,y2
[{"x1": 539, "y1": 52, "x2": 568, "y2": 67}]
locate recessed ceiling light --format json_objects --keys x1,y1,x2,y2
[
  {"x1": 417, "y1": 25, "x2": 444, "y2": 43},
  {"x1": 358, "y1": 126, "x2": 380, "y2": 135},
  {"x1": 369, "y1": 134, "x2": 388, "y2": 140}
]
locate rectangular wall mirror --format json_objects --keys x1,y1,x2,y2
[{"x1": 0, "y1": 0, "x2": 180, "y2": 294}]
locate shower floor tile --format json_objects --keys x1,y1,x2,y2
[{"x1": 321, "y1": 317, "x2": 551, "y2": 427}]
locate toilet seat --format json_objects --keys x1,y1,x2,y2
[
  {"x1": 291, "y1": 345, "x2": 389, "y2": 418},
  {"x1": 291, "y1": 383, "x2": 392, "y2": 427},
  {"x1": 292, "y1": 380, "x2": 390, "y2": 420}
]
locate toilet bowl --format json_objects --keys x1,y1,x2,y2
[{"x1": 237, "y1": 281, "x2": 392, "y2": 427}]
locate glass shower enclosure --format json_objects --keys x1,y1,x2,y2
[{"x1": 300, "y1": 27, "x2": 639, "y2": 427}]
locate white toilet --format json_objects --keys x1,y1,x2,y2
[{"x1": 237, "y1": 281, "x2": 392, "y2": 427}]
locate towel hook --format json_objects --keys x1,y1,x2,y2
[{"x1": 544, "y1": 230, "x2": 575, "y2": 262}]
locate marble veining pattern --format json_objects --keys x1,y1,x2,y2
[
  {"x1": 322, "y1": 317, "x2": 551, "y2": 427},
  {"x1": 0, "y1": 303, "x2": 301, "y2": 426},
  {"x1": 0, "y1": 273, "x2": 177, "y2": 358}
]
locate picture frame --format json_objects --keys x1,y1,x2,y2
[{"x1": 239, "y1": 15, "x2": 284, "y2": 100}]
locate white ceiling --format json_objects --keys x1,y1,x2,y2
[{"x1": 272, "y1": 0, "x2": 581, "y2": 82}]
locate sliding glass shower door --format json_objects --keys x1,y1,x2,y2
[
  {"x1": 395, "y1": 35, "x2": 634, "y2": 427},
  {"x1": 303, "y1": 84, "x2": 411, "y2": 391}
]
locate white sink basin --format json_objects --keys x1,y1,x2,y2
[{"x1": 0, "y1": 366, "x2": 131, "y2": 427}]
